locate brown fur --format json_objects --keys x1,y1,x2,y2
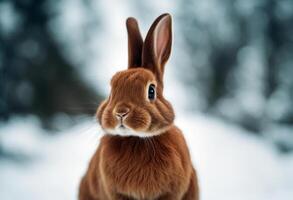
[{"x1": 79, "y1": 13, "x2": 199, "y2": 200}]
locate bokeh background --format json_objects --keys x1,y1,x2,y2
[{"x1": 0, "y1": 0, "x2": 293, "y2": 199}]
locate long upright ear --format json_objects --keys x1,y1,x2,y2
[
  {"x1": 142, "y1": 13, "x2": 172, "y2": 86},
  {"x1": 126, "y1": 17, "x2": 143, "y2": 68}
]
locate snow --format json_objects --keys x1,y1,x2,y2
[
  {"x1": 1, "y1": 115, "x2": 293, "y2": 200},
  {"x1": 178, "y1": 114, "x2": 293, "y2": 200},
  {"x1": 0, "y1": 117, "x2": 101, "y2": 200}
]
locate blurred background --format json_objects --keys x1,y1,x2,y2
[{"x1": 0, "y1": 0, "x2": 292, "y2": 199}]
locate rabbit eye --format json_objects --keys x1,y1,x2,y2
[{"x1": 148, "y1": 84, "x2": 156, "y2": 100}]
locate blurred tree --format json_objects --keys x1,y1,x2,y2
[
  {"x1": 0, "y1": 0, "x2": 102, "y2": 129},
  {"x1": 177, "y1": 0, "x2": 293, "y2": 151}
]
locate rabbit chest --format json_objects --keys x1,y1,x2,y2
[{"x1": 99, "y1": 134, "x2": 189, "y2": 198}]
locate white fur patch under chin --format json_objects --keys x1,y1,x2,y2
[{"x1": 103, "y1": 126, "x2": 171, "y2": 138}]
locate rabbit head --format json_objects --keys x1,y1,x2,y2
[{"x1": 97, "y1": 14, "x2": 174, "y2": 137}]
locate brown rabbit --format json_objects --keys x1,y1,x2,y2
[{"x1": 79, "y1": 13, "x2": 199, "y2": 200}]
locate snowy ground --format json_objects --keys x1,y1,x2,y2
[{"x1": 1, "y1": 114, "x2": 293, "y2": 200}]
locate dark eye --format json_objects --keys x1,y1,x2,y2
[{"x1": 148, "y1": 84, "x2": 156, "y2": 101}]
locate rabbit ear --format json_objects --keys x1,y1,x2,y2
[
  {"x1": 142, "y1": 13, "x2": 172, "y2": 86},
  {"x1": 126, "y1": 17, "x2": 143, "y2": 68}
]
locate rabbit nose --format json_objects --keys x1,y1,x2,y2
[{"x1": 115, "y1": 107, "x2": 130, "y2": 119}]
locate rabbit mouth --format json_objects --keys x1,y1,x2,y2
[
  {"x1": 114, "y1": 123, "x2": 140, "y2": 136},
  {"x1": 102, "y1": 110, "x2": 171, "y2": 137},
  {"x1": 117, "y1": 120, "x2": 127, "y2": 129},
  {"x1": 103, "y1": 123, "x2": 171, "y2": 138},
  {"x1": 103, "y1": 125, "x2": 140, "y2": 137},
  {"x1": 119, "y1": 124, "x2": 125, "y2": 129}
]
